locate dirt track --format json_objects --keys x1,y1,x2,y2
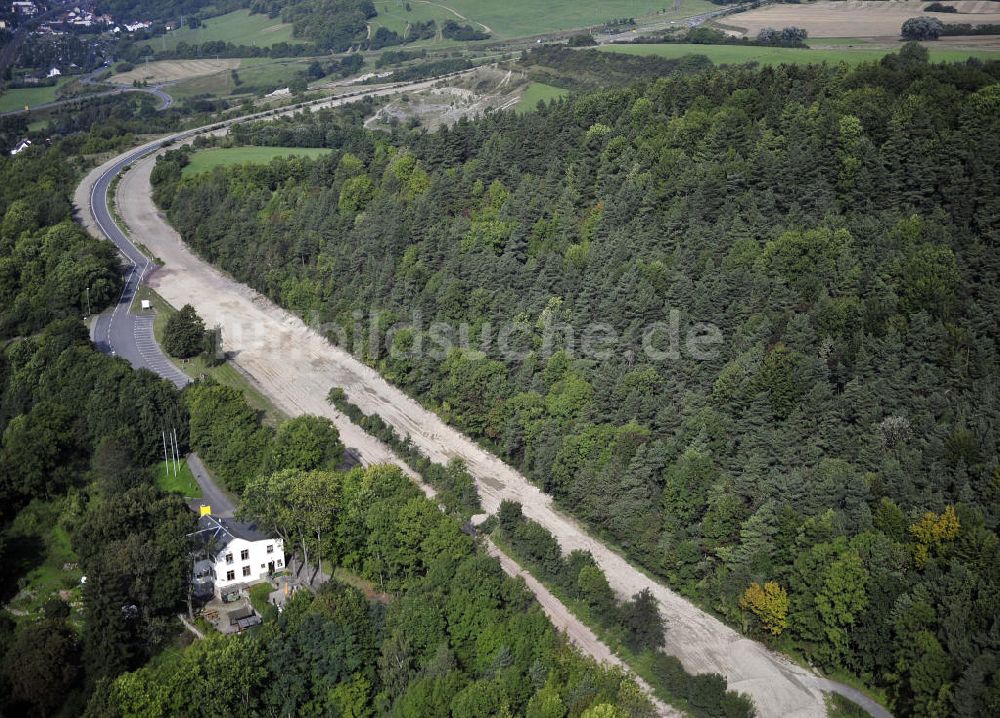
[{"x1": 73, "y1": 95, "x2": 888, "y2": 717}]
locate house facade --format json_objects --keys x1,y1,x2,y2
[{"x1": 191, "y1": 515, "x2": 284, "y2": 599}]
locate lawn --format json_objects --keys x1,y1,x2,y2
[
  {"x1": 155, "y1": 10, "x2": 301, "y2": 52},
  {"x1": 597, "y1": 42, "x2": 1000, "y2": 66},
  {"x1": 0, "y1": 78, "x2": 71, "y2": 113},
  {"x1": 182, "y1": 146, "x2": 333, "y2": 176},
  {"x1": 154, "y1": 458, "x2": 202, "y2": 498},
  {"x1": 516, "y1": 82, "x2": 569, "y2": 113}
]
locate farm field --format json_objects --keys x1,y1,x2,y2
[
  {"x1": 382, "y1": 0, "x2": 721, "y2": 39},
  {"x1": 182, "y1": 146, "x2": 333, "y2": 176},
  {"x1": 728, "y1": 0, "x2": 1000, "y2": 38},
  {"x1": 598, "y1": 41, "x2": 1000, "y2": 65},
  {"x1": 113, "y1": 58, "x2": 242, "y2": 85},
  {"x1": 165, "y1": 57, "x2": 317, "y2": 99},
  {"x1": 0, "y1": 77, "x2": 71, "y2": 113},
  {"x1": 516, "y1": 81, "x2": 569, "y2": 113},
  {"x1": 155, "y1": 9, "x2": 301, "y2": 51}
]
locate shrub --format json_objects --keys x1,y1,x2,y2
[{"x1": 901, "y1": 16, "x2": 944, "y2": 40}]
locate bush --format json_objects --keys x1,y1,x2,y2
[
  {"x1": 901, "y1": 16, "x2": 944, "y2": 40},
  {"x1": 756, "y1": 26, "x2": 808, "y2": 47},
  {"x1": 163, "y1": 304, "x2": 206, "y2": 359},
  {"x1": 620, "y1": 588, "x2": 665, "y2": 651},
  {"x1": 497, "y1": 499, "x2": 523, "y2": 533},
  {"x1": 924, "y1": 2, "x2": 957, "y2": 12}
]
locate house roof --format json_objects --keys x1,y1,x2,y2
[{"x1": 190, "y1": 514, "x2": 275, "y2": 555}]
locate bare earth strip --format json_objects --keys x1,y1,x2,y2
[
  {"x1": 74, "y1": 97, "x2": 889, "y2": 718},
  {"x1": 732, "y1": 0, "x2": 1000, "y2": 37}
]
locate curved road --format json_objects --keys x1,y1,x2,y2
[
  {"x1": 87, "y1": 139, "x2": 189, "y2": 388},
  {"x1": 75, "y1": 76, "x2": 892, "y2": 718}
]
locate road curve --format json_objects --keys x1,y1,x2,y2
[
  {"x1": 85, "y1": 139, "x2": 189, "y2": 388},
  {"x1": 75, "y1": 78, "x2": 892, "y2": 718}
]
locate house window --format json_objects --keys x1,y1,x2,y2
[
  {"x1": 226, "y1": 570, "x2": 235, "y2": 581},
  {"x1": 261, "y1": 563, "x2": 266, "y2": 569},
  {"x1": 242, "y1": 566, "x2": 251, "y2": 577},
  {"x1": 225, "y1": 553, "x2": 233, "y2": 565},
  {"x1": 240, "y1": 549, "x2": 249, "y2": 561},
  {"x1": 266, "y1": 544, "x2": 274, "y2": 554},
  {"x1": 276, "y1": 559, "x2": 283, "y2": 568}
]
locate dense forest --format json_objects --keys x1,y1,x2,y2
[
  {"x1": 153, "y1": 46, "x2": 1000, "y2": 716},
  {"x1": 0, "y1": 139, "x2": 658, "y2": 715}
]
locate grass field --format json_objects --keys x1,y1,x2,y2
[
  {"x1": 182, "y1": 146, "x2": 332, "y2": 176},
  {"x1": 372, "y1": 0, "x2": 720, "y2": 40},
  {"x1": 371, "y1": 0, "x2": 463, "y2": 45},
  {"x1": 154, "y1": 10, "x2": 301, "y2": 51},
  {"x1": 598, "y1": 42, "x2": 1000, "y2": 65},
  {"x1": 154, "y1": 459, "x2": 202, "y2": 498},
  {"x1": 516, "y1": 82, "x2": 569, "y2": 112},
  {"x1": 0, "y1": 78, "x2": 71, "y2": 113}
]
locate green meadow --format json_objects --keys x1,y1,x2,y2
[
  {"x1": 516, "y1": 82, "x2": 569, "y2": 113},
  {"x1": 373, "y1": 0, "x2": 720, "y2": 40},
  {"x1": 155, "y1": 10, "x2": 301, "y2": 51},
  {"x1": 0, "y1": 78, "x2": 71, "y2": 113},
  {"x1": 181, "y1": 146, "x2": 332, "y2": 176}
]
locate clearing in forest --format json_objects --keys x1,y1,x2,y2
[{"x1": 181, "y1": 146, "x2": 333, "y2": 177}]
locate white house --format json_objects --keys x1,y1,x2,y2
[
  {"x1": 10, "y1": 138, "x2": 31, "y2": 155},
  {"x1": 47, "y1": 67, "x2": 61, "y2": 77},
  {"x1": 190, "y1": 514, "x2": 284, "y2": 599}
]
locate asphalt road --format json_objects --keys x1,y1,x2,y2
[
  {"x1": 87, "y1": 142, "x2": 189, "y2": 388},
  {"x1": 187, "y1": 454, "x2": 236, "y2": 518},
  {"x1": 83, "y1": 71, "x2": 480, "y2": 387}
]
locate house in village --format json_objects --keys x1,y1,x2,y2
[{"x1": 190, "y1": 514, "x2": 284, "y2": 601}]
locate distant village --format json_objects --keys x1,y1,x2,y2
[{"x1": 3, "y1": 1, "x2": 153, "y2": 36}]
